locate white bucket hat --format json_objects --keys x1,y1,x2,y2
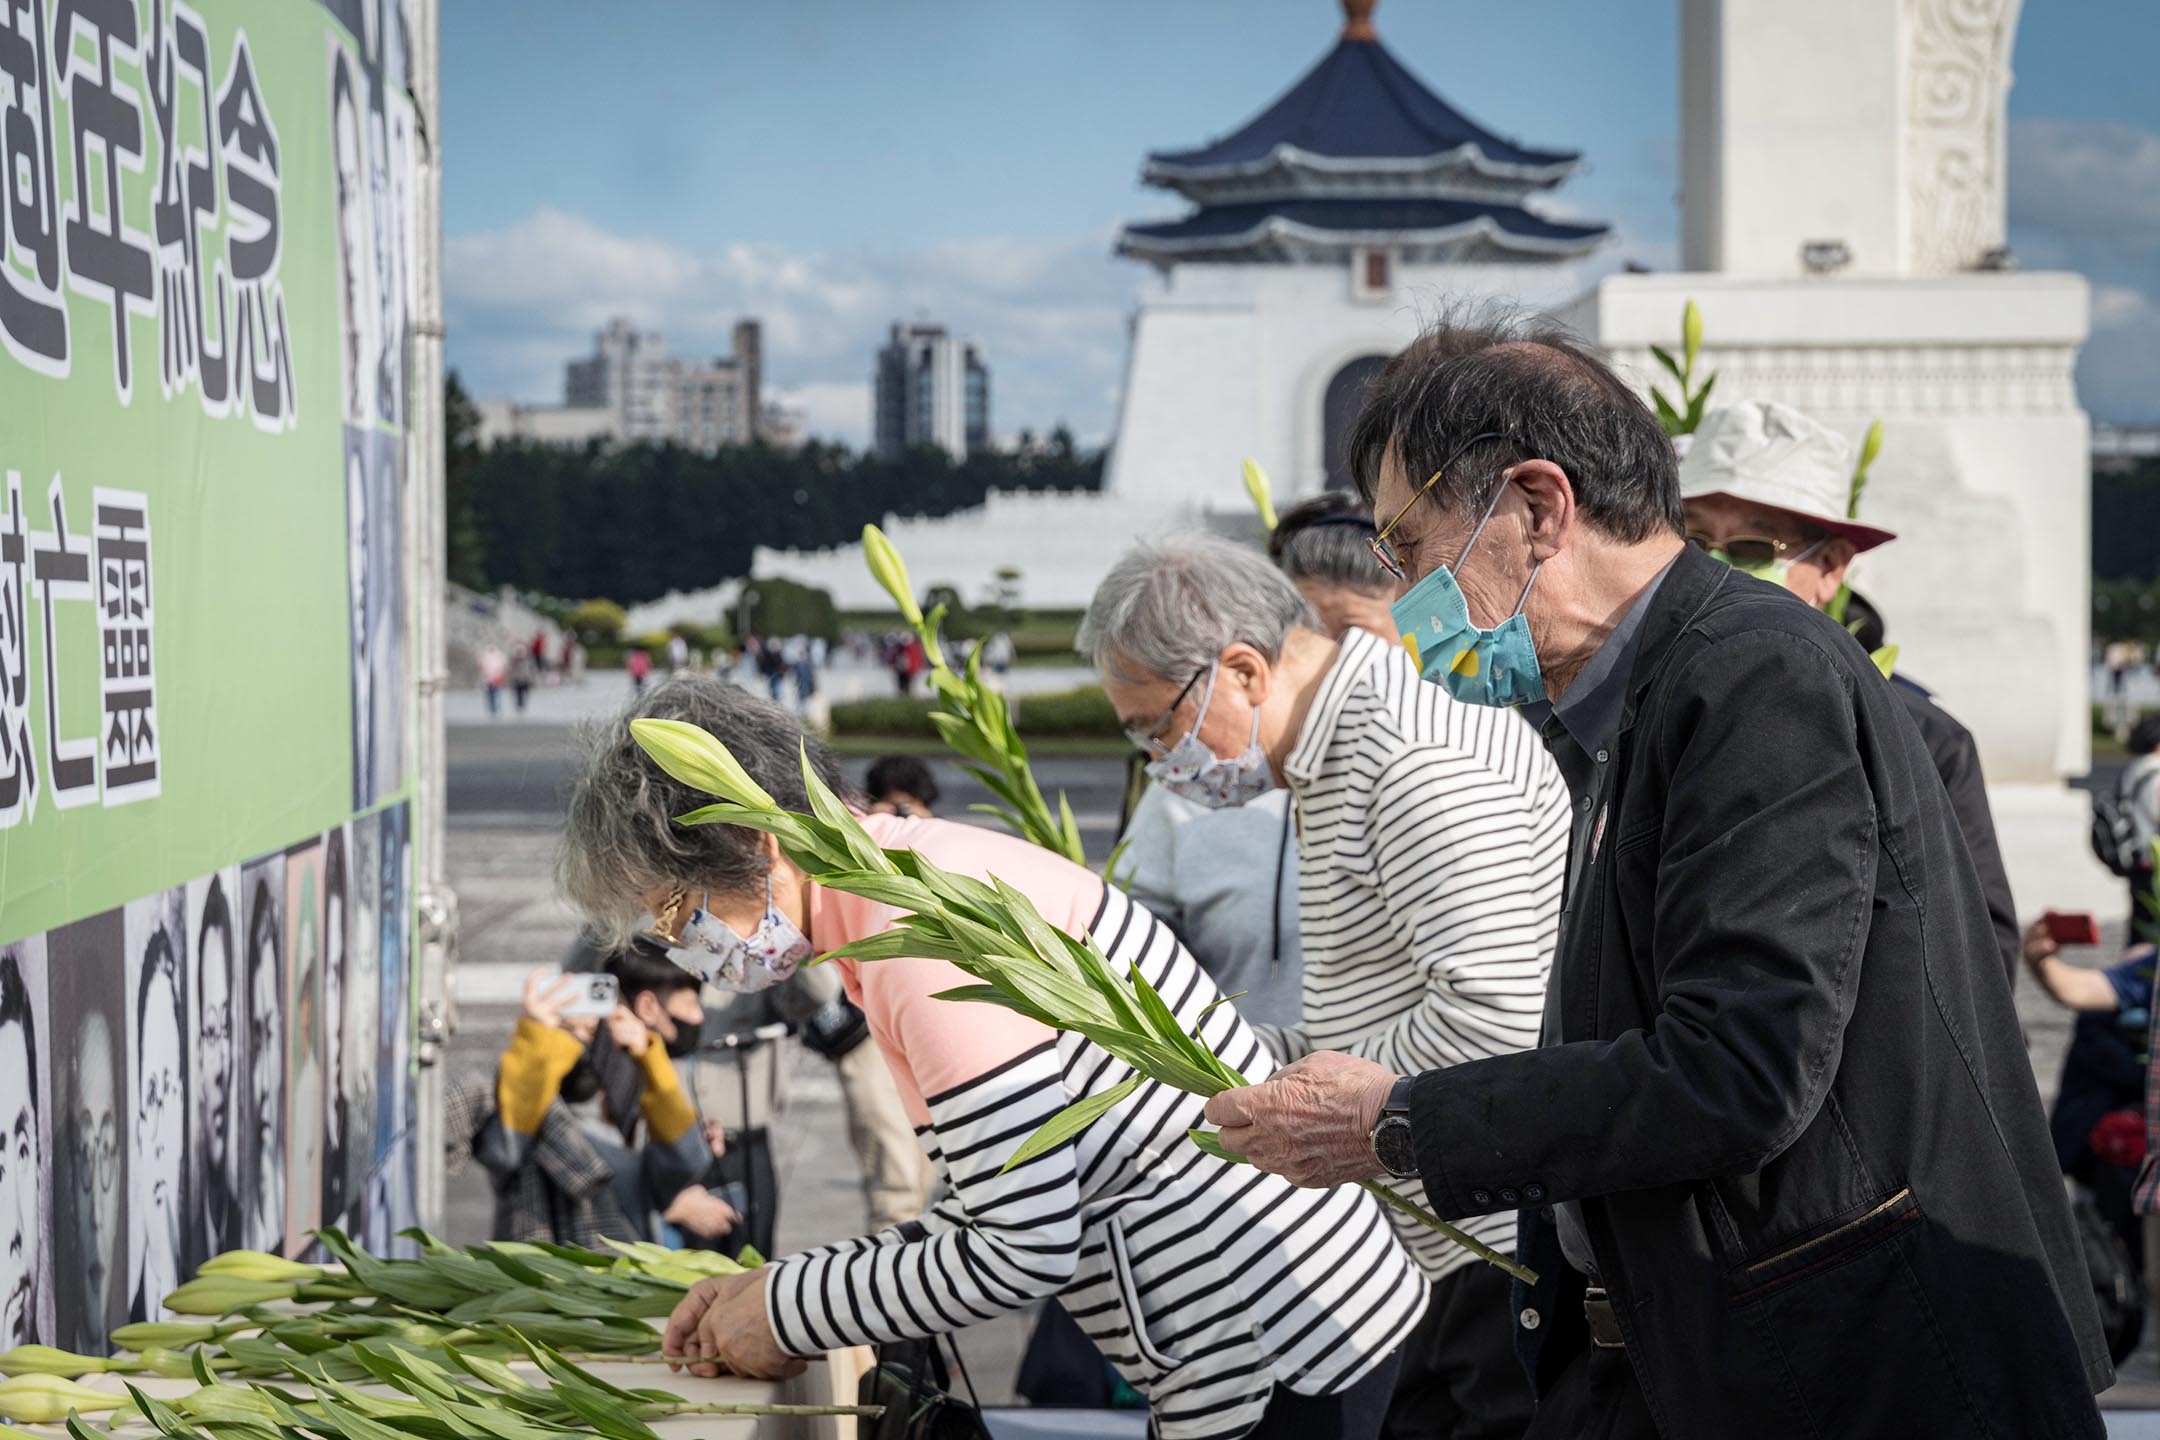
[{"x1": 1678, "y1": 400, "x2": 1896, "y2": 553}]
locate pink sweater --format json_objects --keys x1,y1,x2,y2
[{"x1": 811, "y1": 810, "x2": 1096, "y2": 1128}]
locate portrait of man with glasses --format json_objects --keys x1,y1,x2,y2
[
  {"x1": 127, "y1": 891, "x2": 191, "y2": 1324},
  {"x1": 49, "y1": 910, "x2": 128, "y2": 1354}
]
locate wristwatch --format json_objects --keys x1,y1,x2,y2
[{"x1": 1368, "y1": 1076, "x2": 1419, "y2": 1179}]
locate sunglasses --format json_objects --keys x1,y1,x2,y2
[
  {"x1": 1684, "y1": 532, "x2": 1827, "y2": 568},
  {"x1": 1368, "y1": 431, "x2": 1510, "y2": 581},
  {"x1": 1124, "y1": 666, "x2": 1207, "y2": 755}
]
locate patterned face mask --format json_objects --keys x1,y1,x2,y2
[
  {"x1": 648, "y1": 878, "x2": 813, "y2": 993},
  {"x1": 1143, "y1": 663, "x2": 1274, "y2": 809}
]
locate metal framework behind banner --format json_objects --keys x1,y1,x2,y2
[{"x1": 405, "y1": 0, "x2": 455, "y2": 1230}]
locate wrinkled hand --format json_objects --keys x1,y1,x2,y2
[
  {"x1": 607, "y1": 1004, "x2": 651, "y2": 1057},
  {"x1": 2021, "y1": 919, "x2": 2061, "y2": 969},
  {"x1": 665, "y1": 1184, "x2": 739, "y2": 1240},
  {"x1": 521, "y1": 971, "x2": 581, "y2": 1030},
  {"x1": 1202, "y1": 1051, "x2": 1399, "y2": 1189},
  {"x1": 663, "y1": 1271, "x2": 804, "y2": 1381}
]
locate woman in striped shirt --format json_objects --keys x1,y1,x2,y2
[
  {"x1": 1084, "y1": 534, "x2": 1569, "y2": 1440},
  {"x1": 558, "y1": 676, "x2": 1427, "y2": 1440}
]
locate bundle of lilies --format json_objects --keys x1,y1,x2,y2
[{"x1": 631, "y1": 716, "x2": 1536, "y2": 1284}]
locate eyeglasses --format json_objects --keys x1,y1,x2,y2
[
  {"x1": 1684, "y1": 531, "x2": 1828, "y2": 567},
  {"x1": 1124, "y1": 667, "x2": 1207, "y2": 755},
  {"x1": 1368, "y1": 431, "x2": 1509, "y2": 581}
]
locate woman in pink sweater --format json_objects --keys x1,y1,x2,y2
[{"x1": 559, "y1": 676, "x2": 1426, "y2": 1440}]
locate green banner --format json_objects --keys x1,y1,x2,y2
[{"x1": 0, "y1": 0, "x2": 420, "y2": 1351}]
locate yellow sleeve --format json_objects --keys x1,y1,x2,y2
[
  {"x1": 495, "y1": 1018, "x2": 587, "y2": 1136},
  {"x1": 633, "y1": 1042, "x2": 697, "y2": 1144}
]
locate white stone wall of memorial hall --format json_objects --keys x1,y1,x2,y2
[{"x1": 1105, "y1": 260, "x2": 1606, "y2": 509}]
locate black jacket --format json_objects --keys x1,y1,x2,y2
[
  {"x1": 1407, "y1": 546, "x2": 2110, "y2": 1439},
  {"x1": 1892, "y1": 673, "x2": 2021, "y2": 986}
]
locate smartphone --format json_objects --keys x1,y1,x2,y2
[
  {"x1": 558, "y1": 972, "x2": 620, "y2": 1018},
  {"x1": 2041, "y1": 910, "x2": 2101, "y2": 947}
]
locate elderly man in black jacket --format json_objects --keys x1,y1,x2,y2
[
  {"x1": 1204, "y1": 317, "x2": 2111, "y2": 1439},
  {"x1": 1678, "y1": 399, "x2": 2023, "y2": 986}
]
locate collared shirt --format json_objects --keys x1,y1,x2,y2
[
  {"x1": 1528, "y1": 560, "x2": 1675, "y2": 1278},
  {"x1": 1281, "y1": 628, "x2": 1571, "y2": 1281}
]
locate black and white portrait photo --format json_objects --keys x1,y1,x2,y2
[
  {"x1": 374, "y1": 802, "x2": 411, "y2": 1159},
  {"x1": 329, "y1": 44, "x2": 373, "y2": 428},
  {"x1": 345, "y1": 426, "x2": 406, "y2": 811},
  {"x1": 49, "y1": 911, "x2": 127, "y2": 1354},
  {"x1": 125, "y1": 889, "x2": 190, "y2": 1322},
  {"x1": 239, "y1": 855, "x2": 287, "y2": 1255},
  {"x1": 284, "y1": 839, "x2": 325, "y2": 1258},
  {"x1": 0, "y1": 937, "x2": 51, "y2": 1348},
  {"x1": 186, "y1": 870, "x2": 244, "y2": 1268},
  {"x1": 343, "y1": 816, "x2": 382, "y2": 1208},
  {"x1": 320, "y1": 823, "x2": 350, "y2": 1225}
]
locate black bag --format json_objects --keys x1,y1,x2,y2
[
  {"x1": 2070, "y1": 1186, "x2": 2146, "y2": 1366},
  {"x1": 2092, "y1": 789, "x2": 2141, "y2": 879},
  {"x1": 862, "y1": 1337, "x2": 991, "y2": 1440}
]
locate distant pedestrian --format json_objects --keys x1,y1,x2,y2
[
  {"x1": 667, "y1": 633, "x2": 691, "y2": 675},
  {"x1": 478, "y1": 645, "x2": 507, "y2": 717},
  {"x1": 756, "y1": 638, "x2": 787, "y2": 702},
  {"x1": 886, "y1": 636, "x2": 911, "y2": 696},
  {"x1": 788, "y1": 635, "x2": 816, "y2": 709},
  {"x1": 509, "y1": 647, "x2": 535, "y2": 714},
  {"x1": 566, "y1": 637, "x2": 587, "y2": 687},
  {"x1": 983, "y1": 630, "x2": 1014, "y2": 677},
  {"x1": 627, "y1": 647, "x2": 653, "y2": 694}
]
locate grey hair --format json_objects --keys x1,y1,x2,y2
[
  {"x1": 1078, "y1": 532, "x2": 1319, "y2": 685},
  {"x1": 557, "y1": 674, "x2": 848, "y2": 949}
]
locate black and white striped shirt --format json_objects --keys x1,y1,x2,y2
[
  {"x1": 1277, "y1": 629, "x2": 1570, "y2": 1281},
  {"x1": 764, "y1": 821, "x2": 1427, "y2": 1440}
]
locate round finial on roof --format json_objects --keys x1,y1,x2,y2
[{"x1": 1341, "y1": 0, "x2": 1378, "y2": 42}]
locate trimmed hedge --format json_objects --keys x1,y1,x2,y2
[
  {"x1": 826, "y1": 685, "x2": 1122, "y2": 741},
  {"x1": 1013, "y1": 685, "x2": 1119, "y2": 737},
  {"x1": 828, "y1": 696, "x2": 942, "y2": 739}
]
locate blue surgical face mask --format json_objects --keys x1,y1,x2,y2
[
  {"x1": 653, "y1": 879, "x2": 813, "y2": 994},
  {"x1": 1389, "y1": 477, "x2": 1547, "y2": 708},
  {"x1": 1144, "y1": 663, "x2": 1273, "y2": 809}
]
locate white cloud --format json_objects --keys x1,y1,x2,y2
[
  {"x1": 445, "y1": 209, "x2": 1136, "y2": 447},
  {"x1": 2007, "y1": 117, "x2": 2160, "y2": 422}
]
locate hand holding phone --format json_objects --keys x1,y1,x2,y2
[
  {"x1": 2041, "y1": 910, "x2": 2101, "y2": 947},
  {"x1": 558, "y1": 972, "x2": 622, "y2": 1019}
]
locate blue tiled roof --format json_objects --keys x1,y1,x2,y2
[
  {"x1": 1120, "y1": 198, "x2": 1608, "y2": 249},
  {"x1": 1147, "y1": 38, "x2": 1579, "y2": 178}
]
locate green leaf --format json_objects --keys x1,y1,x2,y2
[
  {"x1": 1647, "y1": 344, "x2": 1685, "y2": 387},
  {"x1": 1684, "y1": 372, "x2": 1717, "y2": 429},
  {"x1": 628, "y1": 719, "x2": 776, "y2": 809},
  {"x1": 1001, "y1": 1074, "x2": 1145, "y2": 1172},
  {"x1": 1187, "y1": 1128, "x2": 1248, "y2": 1164},
  {"x1": 552, "y1": 1383, "x2": 662, "y2": 1440},
  {"x1": 1651, "y1": 389, "x2": 1684, "y2": 437},
  {"x1": 1870, "y1": 644, "x2": 1899, "y2": 679}
]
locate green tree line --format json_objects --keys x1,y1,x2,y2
[{"x1": 444, "y1": 374, "x2": 1103, "y2": 604}]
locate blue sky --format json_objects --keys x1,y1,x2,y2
[{"x1": 442, "y1": 1, "x2": 2160, "y2": 446}]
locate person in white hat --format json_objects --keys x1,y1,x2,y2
[{"x1": 1680, "y1": 400, "x2": 2020, "y2": 985}]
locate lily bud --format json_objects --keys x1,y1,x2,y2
[{"x1": 0, "y1": 1347, "x2": 109, "y2": 1378}]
